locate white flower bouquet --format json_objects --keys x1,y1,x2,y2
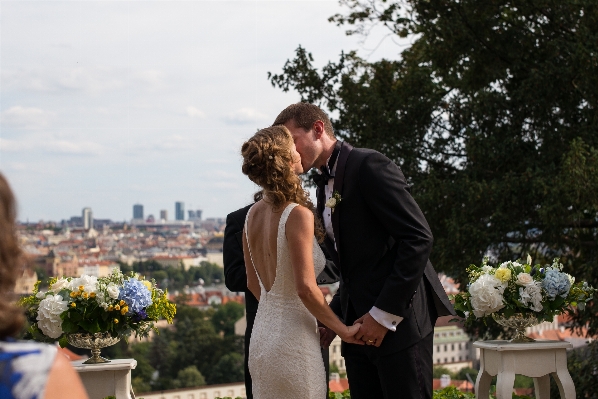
[
  {"x1": 19, "y1": 270, "x2": 176, "y2": 346},
  {"x1": 452, "y1": 256, "x2": 595, "y2": 324}
]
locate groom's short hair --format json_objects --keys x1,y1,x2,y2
[{"x1": 273, "y1": 103, "x2": 335, "y2": 139}]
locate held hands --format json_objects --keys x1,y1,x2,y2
[
  {"x1": 338, "y1": 323, "x2": 364, "y2": 345},
  {"x1": 353, "y1": 312, "x2": 388, "y2": 348},
  {"x1": 318, "y1": 325, "x2": 336, "y2": 348}
]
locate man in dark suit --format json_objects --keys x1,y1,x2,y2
[
  {"x1": 223, "y1": 204, "x2": 340, "y2": 399},
  {"x1": 273, "y1": 103, "x2": 456, "y2": 399}
]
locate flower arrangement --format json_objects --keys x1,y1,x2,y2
[
  {"x1": 19, "y1": 269, "x2": 176, "y2": 346},
  {"x1": 452, "y1": 256, "x2": 595, "y2": 324}
]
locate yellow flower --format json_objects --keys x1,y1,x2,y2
[
  {"x1": 114, "y1": 304, "x2": 120, "y2": 311},
  {"x1": 90, "y1": 292, "x2": 96, "y2": 298},
  {"x1": 495, "y1": 268, "x2": 512, "y2": 283},
  {"x1": 119, "y1": 300, "x2": 126, "y2": 306},
  {"x1": 82, "y1": 292, "x2": 88, "y2": 299},
  {"x1": 142, "y1": 280, "x2": 152, "y2": 291},
  {"x1": 114, "y1": 319, "x2": 119, "y2": 324},
  {"x1": 70, "y1": 302, "x2": 76, "y2": 308},
  {"x1": 108, "y1": 305, "x2": 114, "y2": 311},
  {"x1": 121, "y1": 307, "x2": 128, "y2": 315},
  {"x1": 70, "y1": 291, "x2": 77, "y2": 298},
  {"x1": 79, "y1": 285, "x2": 85, "y2": 291}
]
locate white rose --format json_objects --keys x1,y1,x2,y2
[
  {"x1": 106, "y1": 282, "x2": 120, "y2": 300},
  {"x1": 468, "y1": 274, "x2": 505, "y2": 317},
  {"x1": 518, "y1": 281, "x2": 543, "y2": 312},
  {"x1": 36, "y1": 294, "x2": 68, "y2": 339},
  {"x1": 69, "y1": 275, "x2": 98, "y2": 294},
  {"x1": 499, "y1": 262, "x2": 510, "y2": 269},
  {"x1": 36, "y1": 291, "x2": 46, "y2": 299},
  {"x1": 515, "y1": 273, "x2": 533, "y2": 286},
  {"x1": 49, "y1": 277, "x2": 69, "y2": 293},
  {"x1": 325, "y1": 198, "x2": 337, "y2": 208}
]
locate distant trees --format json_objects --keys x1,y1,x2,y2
[
  {"x1": 103, "y1": 303, "x2": 245, "y2": 393},
  {"x1": 118, "y1": 260, "x2": 224, "y2": 291}
]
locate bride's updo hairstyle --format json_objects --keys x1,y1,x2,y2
[{"x1": 241, "y1": 125, "x2": 324, "y2": 242}]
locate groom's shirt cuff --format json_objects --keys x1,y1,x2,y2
[{"x1": 369, "y1": 306, "x2": 403, "y2": 332}]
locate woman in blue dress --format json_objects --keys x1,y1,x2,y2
[{"x1": 0, "y1": 173, "x2": 88, "y2": 399}]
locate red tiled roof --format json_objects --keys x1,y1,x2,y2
[{"x1": 329, "y1": 378, "x2": 349, "y2": 393}]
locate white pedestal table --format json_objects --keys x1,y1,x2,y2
[
  {"x1": 473, "y1": 340, "x2": 575, "y2": 399},
  {"x1": 71, "y1": 358, "x2": 137, "y2": 399}
]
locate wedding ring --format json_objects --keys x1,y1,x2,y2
[{"x1": 367, "y1": 339, "x2": 374, "y2": 343}]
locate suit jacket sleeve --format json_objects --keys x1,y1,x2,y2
[
  {"x1": 359, "y1": 152, "x2": 433, "y2": 318},
  {"x1": 223, "y1": 211, "x2": 249, "y2": 293}
]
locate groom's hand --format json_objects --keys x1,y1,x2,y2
[
  {"x1": 353, "y1": 313, "x2": 388, "y2": 348},
  {"x1": 318, "y1": 325, "x2": 337, "y2": 348}
]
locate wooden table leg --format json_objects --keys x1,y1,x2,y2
[
  {"x1": 552, "y1": 350, "x2": 576, "y2": 399},
  {"x1": 533, "y1": 375, "x2": 550, "y2": 399},
  {"x1": 475, "y1": 350, "x2": 493, "y2": 399},
  {"x1": 495, "y1": 352, "x2": 515, "y2": 399}
]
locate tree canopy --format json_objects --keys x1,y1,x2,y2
[{"x1": 269, "y1": 0, "x2": 598, "y2": 335}]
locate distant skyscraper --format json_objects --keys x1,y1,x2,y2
[
  {"x1": 188, "y1": 210, "x2": 195, "y2": 219},
  {"x1": 175, "y1": 202, "x2": 185, "y2": 221},
  {"x1": 195, "y1": 209, "x2": 202, "y2": 220},
  {"x1": 133, "y1": 204, "x2": 144, "y2": 220},
  {"x1": 160, "y1": 210, "x2": 168, "y2": 221},
  {"x1": 82, "y1": 207, "x2": 93, "y2": 230}
]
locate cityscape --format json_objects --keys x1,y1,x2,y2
[{"x1": 13, "y1": 202, "x2": 589, "y2": 398}]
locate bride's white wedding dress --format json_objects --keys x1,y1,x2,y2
[{"x1": 245, "y1": 203, "x2": 327, "y2": 398}]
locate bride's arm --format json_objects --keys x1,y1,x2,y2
[
  {"x1": 242, "y1": 227, "x2": 261, "y2": 301},
  {"x1": 286, "y1": 206, "x2": 363, "y2": 345}
]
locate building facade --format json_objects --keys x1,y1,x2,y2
[
  {"x1": 133, "y1": 204, "x2": 144, "y2": 220},
  {"x1": 175, "y1": 202, "x2": 185, "y2": 221},
  {"x1": 82, "y1": 207, "x2": 93, "y2": 230}
]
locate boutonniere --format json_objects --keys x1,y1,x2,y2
[{"x1": 325, "y1": 190, "x2": 342, "y2": 213}]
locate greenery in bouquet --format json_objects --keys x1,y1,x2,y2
[
  {"x1": 452, "y1": 256, "x2": 595, "y2": 325},
  {"x1": 19, "y1": 269, "x2": 176, "y2": 346}
]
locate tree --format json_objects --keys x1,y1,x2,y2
[
  {"x1": 173, "y1": 365, "x2": 206, "y2": 388},
  {"x1": 208, "y1": 353, "x2": 244, "y2": 385},
  {"x1": 211, "y1": 302, "x2": 245, "y2": 336},
  {"x1": 269, "y1": 0, "x2": 598, "y2": 337}
]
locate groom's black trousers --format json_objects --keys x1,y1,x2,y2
[{"x1": 344, "y1": 332, "x2": 434, "y2": 399}]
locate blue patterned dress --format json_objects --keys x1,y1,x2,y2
[{"x1": 0, "y1": 340, "x2": 57, "y2": 399}]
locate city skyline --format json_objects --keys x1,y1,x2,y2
[{"x1": 0, "y1": 1, "x2": 406, "y2": 222}]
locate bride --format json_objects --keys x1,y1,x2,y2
[{"x1": 241, "y1": 125, "x2": 363, "y2": 398}]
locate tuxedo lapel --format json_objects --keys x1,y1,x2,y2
[{"x1": 331, "y1": 141, "x2": 353, "y2": 262}]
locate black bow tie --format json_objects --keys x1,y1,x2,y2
[
  {"x1": 312, "y1": 141, "x2": 342, "y2": 188},
  {"x1": 312, "y1": 166, "x2": 333, "y2": 188}
]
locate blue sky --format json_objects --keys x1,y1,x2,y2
[{"x1": 0, "y1": 0, "x2": 405, "y2": 222}]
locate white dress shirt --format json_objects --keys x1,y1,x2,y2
[{"x1": 320, "y1": 153, "x2": 403, "y2": 332}]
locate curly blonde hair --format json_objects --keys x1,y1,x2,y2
[
  {"x1": 0, "y1": 174, "x2": 25, "y2": 338},
  {"x1": 241, "y1": 125, "x2": 324, "y2": 242}
]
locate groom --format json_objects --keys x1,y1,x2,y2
[{"x1": 273, "y1": 103, "x2": 455, "y2": 399}]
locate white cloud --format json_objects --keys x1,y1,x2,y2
[
  {"x1": 0, "y1": 136, "x2": 103, "y2": 155},
  {"x1": 224, "y1": 108, "x2": 269, "y2": 125},
  {"x1": 1, "y1": 106, "x2": 55, "y2": 129},
  {"x1": 186, "y1": 106, "x2": 205, "y2": 118}
]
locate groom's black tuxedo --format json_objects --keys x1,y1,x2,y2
[{"x1": 322, "y1": 142, "x2": 455, "y2": 398}]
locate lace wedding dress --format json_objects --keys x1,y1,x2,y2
[{"x1": 245, "y1": 203, "x2": 327, "y2": 399}]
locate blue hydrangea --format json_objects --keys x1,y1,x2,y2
[
  {"x1": 542, "y1": 268, "x2": 571, "y2": 300},
  {"x1": 119, "y1": 278, "x2": 153, "y2": 314}
]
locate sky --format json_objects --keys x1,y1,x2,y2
[{"x1": 0, "y1": 0, "x2": 405, "y2": 222}]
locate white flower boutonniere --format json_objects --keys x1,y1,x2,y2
[{"x1": 325, "y1": 191, "x2": 342, "y2": 213}]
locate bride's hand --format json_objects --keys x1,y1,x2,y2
[{"x1": 338, "y1": 323, "x2": 364, "y2": 345}]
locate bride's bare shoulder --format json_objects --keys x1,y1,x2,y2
[{"x1": 287, "y1": 204, "x2": 313, "y2": 228}]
